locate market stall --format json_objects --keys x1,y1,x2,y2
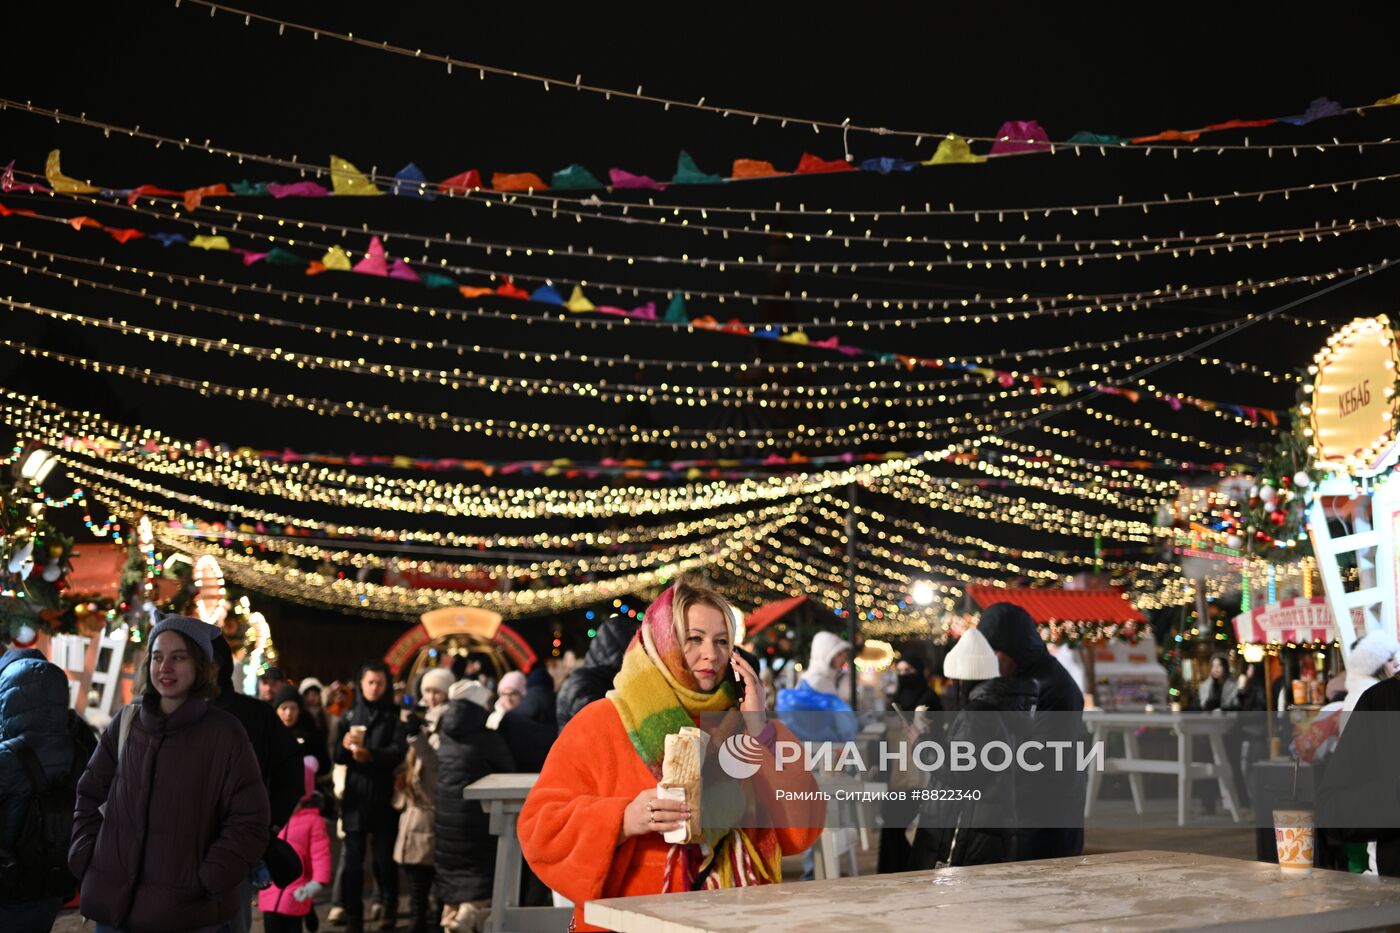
[
  {"x1": 384, "y1": 604, "x2": 540, "y2": 686},
  {"x1": 967, "y1": 585, "x2": 1153, "y2": 709}
]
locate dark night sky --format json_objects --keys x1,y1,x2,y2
[{"x1": 1, "y1": 3, "x2": 1397, "y2": 672}]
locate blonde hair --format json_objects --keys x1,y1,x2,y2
[{"x1": 670, "y1": 574, "x2": 737, "y2": 644}]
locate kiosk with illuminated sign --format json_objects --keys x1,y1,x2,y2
[{"x1": 1302, "y1": 314, "x2": 1400, "y2": 668}]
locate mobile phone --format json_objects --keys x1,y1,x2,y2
[{"x1": 730, "y1": 647, "x2": 759, "y2": 703}]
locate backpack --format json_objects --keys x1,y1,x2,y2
[{"x1": 0, "y1": 736, "x2": 82, "y2": 901}]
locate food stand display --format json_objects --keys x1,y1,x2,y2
[
  {"x1": 383, "y1": 605, "x2": 539, "y2": 684},
  {"x1": 1302, "y1": 315, "x2": 1400, "y2": 665}
]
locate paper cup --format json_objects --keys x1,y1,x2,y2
[{"x1": 1272, "y1": 808, "x2": 1314, "y2": 874}]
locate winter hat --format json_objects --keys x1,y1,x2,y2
[
  {"x1": 449, "y1": 678, "x2": 491, "y2": 709},
  {"x1": 299, "y1": 677, "x2": 325, "y2": 695},
  {"x1": 259, "y1": 666, "x2": 286, "y2": 684},
  {"x1": 1350, "y1": 629, "x2": 1400, "y2": 678},
  {"x1": 273, "y1": 684, "x2": 303, "y2": 709},
  {"x1": 148, "y1": 614, "x2": 216, "y2": 661},
  {"x1": 497, "y1": 670, "x2": 527, "y2": 697},
  {"x1": 800, "y1": 631, "x2": 852, "y2": 695},
  {"x1": 943, "y1": 627, "x2": 1000, "y2": 681},
  {"x1": 419, "y1": 667, "x2": 455, "y2": 697}
]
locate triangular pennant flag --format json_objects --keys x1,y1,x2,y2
[
  {"x1": 1280, "y1": 97, "x2": 1345, "y2": 126},
  {"x1": 672, "y1": 151, "x2": 723, "y2": 185},
  {"x1": 183, "y1": 183, "x2": 229, "y2": 212},
  {"x1": 496, "y1": 280, "x2": 529, "y2": 299},
  {"x1": 779, "y1": 330, "x2": 810, "y2": 345},
  {"x1": 609, "y1": 168, "x2": 665, "y2": 190},
  {"x1": 492, "y1": 172, "x2": 548, "y2": 192},
  {"x1": 858, "y1": 157, "x2": 918, "y2": 174},
  {"x1": 663, "y1": 294, "x2": 689, "y2": 323},
  {"x1": 1375, "y1": 92, "x2": 1400, "y2": 107},
  {"x1": 106, "y1": 227, "x2": 143, "y2": 244},
  {"x1": 731, "y1": 159, "x2": 785, "y2": 179},
  {"x1": 305, "y1": 261, "x2": 329, "y2": 276},
  {"x1": 268, "y1": 181, "x2": 330, "y2": 198},
  {"x1": 460, "y1": 286, "x2": 493, "y2": 299},
  {"x1": 794, "y1": 153, "x2": 855, "y2": 174},
  {"x1": 353, "y1": 236, "x2": 389, "y2": 276},
  {"x1": 530, "y1": 285, "x2": 565, "y2": 305},
  {"x1": 989, "y1": 120, "x2": 1051, "y2": 154},
  {"x1": 551, "y1": 164, "x2": 603, "y2": 189},
  {"x1": 926, "y1": 135, "x2": 985, "y2": 165},
  {"x1": 330, "y1": 155, "x2": 383, "y2": 196},
  {"x1": 151, "y1": 232, "x2": 187, "y2": 247},
  {"x1": 45, "y1": 150, "x2": 99, "y2": 194},
  {"x1": 565, "y1": 285, "x2": 595, "y2": 313},
  {"x1": 267, "y1": 246, "x2": 309, "y2": 264},
  {"x1": 389, "y1": 258, "x2": 421, "y2": 282},
  {"x1": 189, "y1": 235, "x2": 231, "y2": 251},
  {"x1": 235, "y1": 250, "x2": 267, "y2": 265},
  {"x1": 1066, "y1": 131, "x2": 1126, "y2": 146},
  {"x1": 392, "y1": 163, "x2": 436, "y2": 200},
  {"x1": 439, "y1": 169, "x2": 483, "y2": 193},
  {"x1": 68, "y1": 216, "x2": 101, "y2": 230},
  {"x1": 321, "y1": 246, "x2": 353, "y2": 271},
  {"x1": 2, "y1": 161, "x2": 48, "y2": 193},
  {"x1": 231, "y1": 179, "x2": 270, "y2": 196},
  {"x1": 629, "y1": 302, "x2": 657, "y2": 320},
  {"x1": 423, "y1": 272, "x2": 457, "y2": 290},
  {"x1": 1131, "y1": 129, "x2": 1201, "y2": 143}
]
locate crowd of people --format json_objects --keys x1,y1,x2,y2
[
  {"x1": 0, "y1": 613, "x2": 565, "y2": 933},
  {"x1": 1, "y1": 581, "x2": 1399, "y2": 932}
]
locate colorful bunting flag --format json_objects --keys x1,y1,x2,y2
[
  {"x1": 990, "y1": 120, "x2": 1051, "y2": 154},
  {"x1": 551, "y1": 164, "x2": 603, "y2": 189},
  {"x1": 45, "y1": 150, "x2": 99, "y2": 194},
  {"x1": 492, "y1": 172, "x2": 548, "y2": 192},
  {"x1": 795, "y1": 153, "x2": 855, "y2": 174},
  {"x1": 353, "y1": 236, "x2": 388, "y2": 276},
  {"x1": 565, "y1": 285, "x2": 595, "y2": 313},
  {"x1": 731, "y1": 159, "x2": 784, "y2": 179},
  {"x1": 392, "y1": 163, "x2": 436, "y2": 200},
  {"x1": 927, "y1": 135, "x2": 985, "y2": 165},
  {"x1": 329, "y1": 155, "x2": 383, "y2": 196},
  {"x1": 672, "y1": 151, "x2": 723, "y2": 185}
]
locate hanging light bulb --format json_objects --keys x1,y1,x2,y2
[
  {"x1": 40, "y1": 558, "x2": 63, "y2": 583},
  {"x1": 911, "y1": 579, "x2": 935, "y2": 606}
]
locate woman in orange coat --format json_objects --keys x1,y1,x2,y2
[{"x1": 518, "y1": 577, "x2": 824, "y2": 932}]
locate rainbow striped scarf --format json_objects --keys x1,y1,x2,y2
[{"x1": 607, "y1": 586, "x2": 782, "y2": 891}]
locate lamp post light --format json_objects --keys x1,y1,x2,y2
[{"x1": 18, "y1": 448, "x2": 56, "y2": 486}]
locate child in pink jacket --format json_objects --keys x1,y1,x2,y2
[{"x1": 260, "y1": 756, "x2": 333, "y2": 932}]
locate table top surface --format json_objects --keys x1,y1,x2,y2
[
  {"x1": 461, "y1": 772, "x2": 539, "y2": 800},
  {"x1": 584, "y1": 850, "x2": 1400, "y2": 933},
  {"x1": 1085, "y1": 710, "x2": 1234, "y2": 731}
]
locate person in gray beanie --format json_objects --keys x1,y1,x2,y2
[{"x1": 70, "y1": 615, "x2": 270, "y2": 932}]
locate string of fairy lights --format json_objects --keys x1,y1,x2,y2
[
  {"x1": 19, "y1": 170, "x2": 1399, "y2": 266},
  {"x1": 0, "y1": 246, "x2": 1330, "y2": 383},
  {"x1": 1, "y1": 225, "x2": 1371, "y2": 336},
  {"x1": 2, "y1": 43, "x2": 1363, "y2": 625},
  {"x1": 166, "y1": 1, "x2": 1400, "y2": 154}
]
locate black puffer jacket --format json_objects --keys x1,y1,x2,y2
[
  {"x1": 0, "y1": 648, "x2": 96, "y2": 897},
  {"x1": 977, "y1": 602, "x2": 1086, "y2": 847},
  {"x1": 515, "y1": 665, "x2": 557, "y2": 732},
  {"x1": 333, "y1": 691, "x2": 407, "y2": 834},
  {"x1": 210, "y1": 636, "x2": 304, "y2": 828},
  {"x1": 434, "y1": 698, "x2": 515, "y2": 903},
  {"x1": 911, "y1": 675, "x2": 1036, "y2": 868},
  {"x1": 555, "y1": 615, "x2": 638, "y2": 731},
  {"x1": 1317, "y1": 678, "x2": 1400, "y2": 877}
]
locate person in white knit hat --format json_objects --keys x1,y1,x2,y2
[{"x1": 907, "y1": 625, "x2": 1036, "y2": 870}]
